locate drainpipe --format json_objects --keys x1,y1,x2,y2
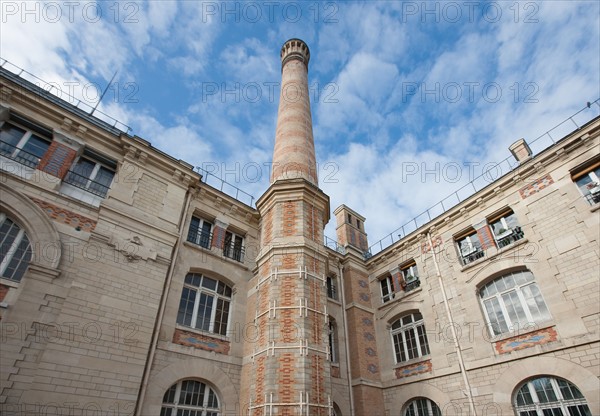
[
  {"x1": 426, "y1": 232, "x2": 477, "y2": 416},
  {"x1": 135, "y1": 182, "x2": 196, "y2": 415},
  {"x1": 337, "y1": 260, "x2": 355, "y2": 416}
]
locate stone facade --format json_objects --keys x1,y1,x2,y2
[{"x1": 1, "y1": 40, "x2": 598, "y2": 416}]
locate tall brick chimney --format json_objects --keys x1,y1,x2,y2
[
  {"x1": 271, "y1": 39, "x2": 318, "y2": 185},
  {"x1": 240, "y1": 39, "x2": 332, "y2": 416}
]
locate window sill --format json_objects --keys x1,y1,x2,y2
[
  {"x1": 0, "y1": 277, "x2": 21, "y2": 288},
  {"x1": 460, "y1": 238, "x2": 529, "y2": 272},
  {"x1": 393, "y1": 355, "x2": 431, "y2": 370},
  {"x1": 378, "y1": 287, "x2": 423, "y2": 310},
  {"x1": 174, "y1": 324, "x2": 230, "y2": 342},
  {"x1": 327, "y1": 297, "x2": 342, "y2": 306},
  {"x1": 487, "y1": 320, "x2": 555, "y2": 343}
]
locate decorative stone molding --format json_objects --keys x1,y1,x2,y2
[{"x1": 394, "y1": 359, "x2": 432, "y2": 379}]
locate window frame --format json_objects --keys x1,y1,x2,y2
[
  {"x1": 176, "y1": 273, "x2": 232, "y2": 336},
  {"x1": 479, "y1": 271, "x2": 551, "y2": 337},
  {"x1": 187, "y1": 216, "x2": 214, "y2": 249},
  {"x1": 380, "y1": 275, "x2": 395, "y2": 303},
  {"x1": 391, "y1": 312, "x2": 430, "y2": 364},
  {"x1": 489, "y1": 210, "x2": 524, "y2": 248},
  {"x1": 0, "y1": 119, "x2": 52, "y2": 169},
  {"x1": 401, "y1": 262, "x2": 421, "y2": 292},
  {"x1": 573, "y1": 165, "x2": 600, "y2": 205},
  {"x1": 328, "y1": 317, "x2": 339, "y2": 363},
  {"x1": 404, "y1": 397, "x2": 442, "y2": 416},
  {"x1": 514, "y1": 376, "x2": 591, "y2": 416},
  {"x1": 326, "y1": 275, "x2": 338, "y2": 300},
  {"x1": 160, "y1": 379, "x2": 220, "y2": 416},
  {"x1": 456, "y1": 230, "x2": 484, "y2": 265},
  {"x1": 223, "y1": 230, "x2": 244, "y2": 262},
  {"x1": 63, "y1": 149, "x2": 117, "y2": 198},
  {"x1": 0, "y1": 213, "x2": 32, "y2": 282}
]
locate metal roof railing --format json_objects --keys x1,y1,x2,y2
[
  {"x1": 365, "y1": 99, "x2": 600, "y2": 257},
  {"x1": 1, "y1": 58, "x2": 132, "y2": 134}
]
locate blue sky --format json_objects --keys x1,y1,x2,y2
[{"x1": 2, "y1": 1, "x2": 599, "y2": 248}]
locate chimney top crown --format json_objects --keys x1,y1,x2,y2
[{"x1": 281, "y1": 38, "x2": 310, "y2": 67}]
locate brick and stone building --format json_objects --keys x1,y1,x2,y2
[{"x1": 0, "y1": 39, "x2": 598, "y2": 416}]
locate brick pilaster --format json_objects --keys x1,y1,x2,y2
[{"x1": 37, "y1": 141, "x2": 77, "y2": 179}]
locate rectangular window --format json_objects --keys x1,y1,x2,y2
[
  {"x1": 401, "y1": 262, "x2": 420, "y2": 292},
  {"x1": 187, "y1": 216, "x2": 213, "y2": 249},
  {"x1": 572, "y1": 161, "x2": 600, "y2": 205},
  {"x1": 456, "y1": 230, "x2": 484, "y2": 265},
  {"x1": 489, "y1": 210, "x2": 524, "y2": 248},
  {"x1": 63, "y1": 149, "x2": 116, "y2": 197},
  {"x1": 0, "y1": 119, "x2": 52, "y2": 169},
  {"x1": 223, "y1": 230, "x2": 244, "y2": 262},
  {"x1": 326, "y1": 276, "x2": 338, "y2": 300},
  {"x1": 380, "y1": 275, "x2": 394, "y2": 303}
]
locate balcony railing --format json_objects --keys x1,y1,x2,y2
[
  {"x1": 187, "y1": 230, "x2": 213, "y2": 249},
  {"x1": 223, "y1": 245, "x2": 245, "y2": 263},
  {"x1": 63, "y1": 170, "x2": 111, "y2": 197},
  {"x1": 461, "y1": 249, "x2": 485, "y2": 266},
  {"x1": 495, "y1": 226, "x2": 525, "y2": 248},
  {"x1": 404, "y1": 279, "x2": 421, "y2": 292},
  {"x1": 0, "y1": 140, "x2": 41, "y2": 169},
  {"x1": 584, "y1": 187, "x2": 600, "y2": 205}
]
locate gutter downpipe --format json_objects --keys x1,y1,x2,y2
[
  {"x1": 337, "y1": 260, "x2": 356, "y2": 416},
  {"x1": 135, "y1": 183, "x2": 196, "y2": 415},
  {"x1": 427, "y1": 231, "x2": 477, "y2": 416}
]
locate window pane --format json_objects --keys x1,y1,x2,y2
[
  {"x1": 405, "y1": 328, "x2": 419, "y2": 360},
  {"x1": 177, "y1": 288, "x2": 196, "y2": 327},
  {"x1": 195, "y1": 293, "x2": 214, "y2": 331},
  {"x1": 417, "y1": 324, "x2": 430, "y2": 356},
  {"x1": 483, "y1": 297, "x2": 509, "y2": 335},
  {"x1": 0, "y1": 123, "x2": 26, "y2": 147},
  {"x1": 162, "y1": 384, "x2": 177, "y2": 403},
  {"x1": 4, "y1": 237, "x2": 32, "y2": 282},
  {"x1": 568, "y1": 405, "x2": 591, "y2": 416},
  {"x1": 21, "y1": 134, "x2": 50, "y2": 158},
  {"x1": 501, "y1": 290, "x2": 528, "y2": 328},
  {"x1": 533, "y1": 377, "x2": 558, "y2": 403},
  {"x1": 94, "y1": 166, "x2": 115, "y2": 186},
  {"x1": 214, "y1": 298, "x2": 230, "y2": 336},
  {"x1": 521, "y1": 284, "x2": 551, "y2": 322},
  {"x1": 393, "y1": 333, "x2": 406, "y2": 362},
  {"x1": 516, "y1": 384, "x2": 534, "y2": 406},
  {"x1": 72, "y1": 158, "x2": 96, "y2": 179},
  {"x1": 202, "y1": 276, "x2": 217, "y2": 291}
]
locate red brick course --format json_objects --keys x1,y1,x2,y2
[
  {"x1": 29, "y1": 197, "x2": 97, "y2": 232},
  {"x1": 519, "y1": 174, "x2": 554, "y2": 199}
]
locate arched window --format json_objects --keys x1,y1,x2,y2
[
  {"x1": 404, "y1": 398, "x2": 442, "y2": 416},
  {"x1": 479, "y1": 270, "x2": 551, "y2": 336},
  {"x1": 332, "y1": 402, "x2": 342, "y2": 416},
  {"x1": 328, "y1": 317, "x2": 339, "y2": 363},
  {"x1": 160, "y1": 379, "x2": 220, "y2": 416},
  {"x1": 391, "y1": 312, "x2": 430, "y2": 363},
  {"x1": 177, "y1": 273, "x2": 232, "y2": 335},
  {"x1": 514, "y1": 376, "x2": 591, "y2": 416},
  {"x1": 0, "y1": 213, "x2": 32, "y2": 282}
]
